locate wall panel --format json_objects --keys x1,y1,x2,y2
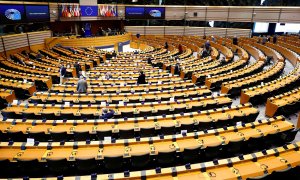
[
  {"x1": 125, "y1": 26, "x2": 251, "y2": 37},
  {"x1": 206, "y1": 7, "x2": 229, "y2": 21},
  {"x1": 2, "y1": 34, "x2": 28, "y2": 51},
  {"x1": 165, "y1": 6, "x2": 186, "y2": 20},
  {"x1": 28, "y1": 31, "x2": 52, "y2": 45},
  {"x1": 253, "y1": 8, "x2": 281, "y2": 23},
  {"x1": 228, "y1": 7, "x2": 253, "y2": 22},
  {"x1": 0, "y1": 38, "x2": 3, "y2": 53}
]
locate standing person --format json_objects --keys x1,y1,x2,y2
[
  {"x1": 174, "y1": 63, "x2": 181, "y2": 75},
  {"x1": 178, "y1": 44, "x2": 183, "y2": 54},
  {"x1": 74, "y1": 61, "x2": 81, "y2": 78},
  {"x1": 233, "y1": 35, "x2": 238, "y2": 45},
  {"x1": 164, "y1": 42, "x2": 169, "y2": 49},
  {"x1": 204, "y1": 40, "x2": 211, "y2": 51},
  {"x1": 59, "y1": 64, "x2": 67, "y2": 85},
  {"x1": 273, "y1": 35, "x2": 277, "y2": 44},
  {"x1": 76, "y1": 76, "x2": 88, "y2": 93},
  {"x1": 137, "y1": 71, "x2": 147, "y2": 84},
  {"x1": 262, "y1": 35, "x2": 267, "y2": 45}
]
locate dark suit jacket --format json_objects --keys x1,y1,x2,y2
[
  {"x1": 99, "y1": 110, "x2": 115, "y2": 119},
  {"x1": 137, "y1": 74, "x2": 146, "y2": 84},
  {"x1": 233, "y1": 37, "x2": 238, "y2": 45},
  {"x1": 77, "y1": 79, "x2": 88, "y2": 93},
  {"x1": 60, "y1": 67, "x2": 67, "y2": 76}
]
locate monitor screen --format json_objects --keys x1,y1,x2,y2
[
  {"x1": 99, "y1": 5, "x2": 117, "y2": 17},
  {"x1": 125, "y1": 7, "x2": 145, "y2": 19},
  {"x1": 25, "y1": 5, "x2": 49, "y2": 22},
  {"x1": 144, "y1": 7, "x2": 165, "y2": 19},
  {"x1": 253, "y1": 22, "x2": 269, "y2": 33},
  {"x1": 0, "y1": 4, "x2": 25, "y2": 24},
  {"x1": 80, "y1": 6, "x2": 98, "y2": 16},
  {"x1": 275, "y1": 23, "x2": 300, "y2": 33}
]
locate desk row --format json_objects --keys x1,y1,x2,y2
[
  {"x1": 12, "y1": 142, "x2": 299, "y2": 180},
  {"x1": 265, "y1": 87, "x2": 300, "y2": 117},
  {"x1": 2, "y1": 95, "x2": 233, "y2": 119},
  {"x1": 221, "y1": 62, "x2": 284, "y2": 96},
  {"x1": 0, "y1": 104, "x2": 259, "y2": 141},
  {"x1": 29, "y1": 86, "x2": 211, "y2": 104},
  {"x1": 50, "y1": 80, "x2": 195, "y2": 93},
  {"x1": 0, "y1": 117, "x2": 296, "y2": 168}
]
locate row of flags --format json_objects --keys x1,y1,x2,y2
[{"x1": 60, "y1": 5, "x2": 117, "y2": 17}]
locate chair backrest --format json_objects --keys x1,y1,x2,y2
[
  {"x1": 157, "y1": 150, "x2": 176, "y2": 165},
  {"x1": 131, "y1": 153, "x2": 151, "y2": 168},
  {"x1": 74, "y1": 131, "x2": 90, "y2": 141},
  {"x1": 104, "y1": 156, "x2": 123, "y2": 170}
]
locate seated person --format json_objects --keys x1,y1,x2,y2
[
  {"x1": 137, "y1": 71, "x2": 147, "y2": 84},
  {"x1": 105, "y1": 72, "x2": 112, "y2": 79},
  {"x1": 99, "y1": 108, "x2": 115, "y2": 119}
]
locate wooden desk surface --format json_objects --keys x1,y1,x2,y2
[
  {"x1": 3, "y1": 95, "x2": 232, "y2": 116},
  {"x1": 0, "y1": 116, "x2": 294, "y2": 162},
  {"x1": 0, "y1": 103, "x2": 258, "y2": 134}
]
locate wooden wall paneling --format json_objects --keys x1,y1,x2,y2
[
  {"x1": 165, "y1": 6, "x2": 186, "y2": 20},
  {"x1": 164, "y1": 26, "x2": 184, "y2": 35},
  {"x1": 252, "y1": 7, "x2": 281, "y2": 23},
  {"x1": 205, "y1": 27, "x2": 227, "y2": 37},
  {"x1": 117, "y1": 4, "x2": 125, "y2": 19},
  {"x1": 0, "y1": 37, "x2": 4, "y2": 53},
  {"x1": 27, "y1": 31, "x2": 52, "y2": 46},
  {"x1": 185, "y1": 6, "x2": 206, "y2": 21},
  {"x1": 185, "y1": 27, "x2": 205, "y2": 36},
  {"x1": 206, "y1": 7, "x2": 229, "y2": 21},
  {"x1": 228, "y1": 7, "x2": 253, "y2": 22},
  {"x1": 2, "y1": 34, "x2": 28, "y2": 51},
  {"x1": 49, "y1": 3, "x2": 59, "y2": 22},
  {"x1": 125, "y1": 26, "x2": 145, "y2": 35},
  {"x1": 279, "y1": 7, "x2": 300, "y2": 23},
  {"x1": 226, "y1": 28, "x2": 251, "y2": 37},
  {"x1": 145, "y1": 26, "x2": 164, "y2": 35}
]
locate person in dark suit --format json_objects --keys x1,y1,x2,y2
[
  {"x1": 174, "y1": 63, "x2": 180, "y2": 75},
  {"x1": 74, "y1": 62, "x2": 81, "y2": 78},
  {"x1": 137, "y1": 71, "x2": 147, "y2": 84},
  {"x1": 99, "y1": 108, "x2": 115, "y2": 119},
  {"x1": 178, "y1": 44, "x2": 183, "y2": 54},
  {"x1": 233, "y1": 35, "x2": 238, "y2": 45},
  {"x1": 59, "y1": 64, "x2": 67, "y2": 85},
  {"x1": 112, "y1": 51, "x2": 117, "y2": 58},
  {"x1": 204, "y1": 40, "x2": 211, "y2": 51},
  {"x1": 164, "y1": 42, "x2": 169, "y2": 49},
  {"x1": 76, "y1": 76, "x2": 88, "y2": 93},
  {"x1": 273, "y1": 35, "x2": 277, "y2": 44}
]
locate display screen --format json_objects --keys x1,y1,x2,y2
[
  {"x1": 99, "y1": 5, "x2": 117, "y2": 17},
  {"x1": 0, "y1": 4, "x2": 25, "y2": 24},
  {"x1": 125, "y1": 7, "x2": 145, "y2": 19},
  {"x1": 275, "y1": 23, "x2": 300, "y2": 33},
  {"x1": 253, "y1": 22, "x2": 269, "y2": 33},
  {"x1": 80, "y1": 6, "x2": 98, "y2": 16},
  {"x1": 25, "y1": 5, "x2": 49, "y2": 22},
  {"x1": 60, "y1": 4, "x2": 81, "y2": 18},
  {"x1": 144, "y1": 7, "x2": 165, "y2": 19}
]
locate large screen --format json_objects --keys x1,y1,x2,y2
[
  {"x1": 275, "y1": 23, "x2": 300, "y2": 33},
  {"x1": 125, "y1": 7, "x2": 165, "y2": 19},
  {"x1": 125, "y1": 7, "x2": 145, "y2": 19},
  {"x1": 25, "y1": 5, "x2": 49, "y2": 22},
  {"x1": 60, "y1": 4, "x2": 81, "y2": 18},
  {"x1": 253, "y1": 22, "x2": 269, "y2": 33},
  {"x1": 0, "y1": 4, "x2": 25, "y2": 24},
  {"x1": 144, "y1": 7, "x2": 165, "y2": 19},
  {"x1": 99, "y1": 5, "x2": 117, "y2": 17},
  {"x1": 80, "y1": 6, "x2": 98, "y2": 16}
]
